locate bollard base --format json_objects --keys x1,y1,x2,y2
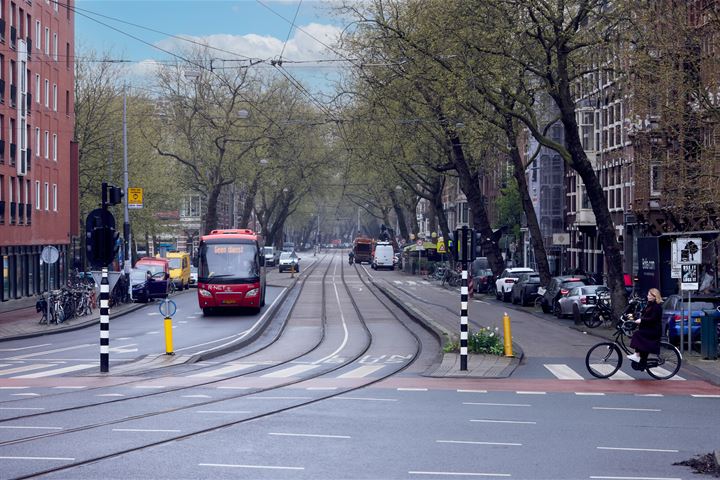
[{"x1": 165, "y1": 352, "x2": 175, "y2": 356}]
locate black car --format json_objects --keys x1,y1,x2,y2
[
  {"x1": 511, "y1": 273, "x2": 542, "y2": 305},
  {"x1": 130, "y1": 268, "x2": 170, "y2": 303},
  {"x1": 540, "y1": 275, "x2": 593, "y2": 315}
]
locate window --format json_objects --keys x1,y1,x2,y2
[
  {"x1": 35, "y1": 20, "x2": 40, "y2": 50},
  {"x1": 52, "y1": 83, "x2": 56, "y2": 111},
  {"x1": 44, "y1": 79, "x2": 48, "y2": 107},
  {"x1": 65, "y1": 42, "x2": 70, "y2": 68},
  {"x1": 44, "y1": 27, "x2": 48, "y2": 54},
  {"x1": 34, "y1": 127, "x2": 39, "y2": 154},
  {"x1": 52, "y1": 133, "x2": 56, "y2": 161},
  {"x1": 44, "y1": 181, "x2": 48, "y2": 210},
  {"x1": 52, "y1": 32, "x2": 57, "y2": 60},
  {"x1": 34, "y1": 73, "x2": 39, "y2": 101},
  {"x1": 52, "y1": 183, "x2": 56, "y2": 211},
  {"x1": 35, "y1": 179, "x2": 39, "y2": 208},
  {"x1": 650, "y1": 164, "x2": 662, "y2": 196},
  {"x1": 44, "y1": 130, "x2": 48, "y2": 158}
]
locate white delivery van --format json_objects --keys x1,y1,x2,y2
[{"x1": 372, "y1": 242, "x2": 395, "y2": 270}]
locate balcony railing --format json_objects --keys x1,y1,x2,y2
[
  {"x1": 0, "y1": 200, "x2": 5, "y2": 224},
  {"x1": 26, "y1": 203, "x2": 31, "y2": 225},
  {"x1": 17, "y1": 202, "x2": 24, "y2": 224},
  {"x1": 9, "y1": 201, "x2": 16, "y2": 224}
]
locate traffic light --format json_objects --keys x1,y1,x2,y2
[
  {"x1": 108, "y1": 186, "x2": 124, "y2": 205},
  {"x1": 85, "y1": 208, "x2": 117, "y2": 269}
]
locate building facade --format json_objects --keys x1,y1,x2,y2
[{"x1": 0, "y1": 0, "x2": 76, "y2": 303}]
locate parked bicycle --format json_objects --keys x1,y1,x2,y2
[
  {"x1": 585, "y1": 319, "x2": 682, "y2": 380},
  {"x1": 37, "y1": 285, "x2": 96, "y2": 325},
  {"x1": 584, "y1": 293, "x2": 645, "y2": 329}
]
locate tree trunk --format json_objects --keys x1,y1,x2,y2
[
  {"x1": 238, "y1": 176, "x2": 259, "y2": 229},
  {"x1": 203, "y1": 186, "x2": 222, "y2": 235},
  {"x1": 389, "y1": 189, "x2": 410, "y2": 240},
  {"x1": 505, "y1": 115, "x2": 552, "y2": 285}
]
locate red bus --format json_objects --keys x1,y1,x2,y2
[{"x1": 197, "y1": 229, "x2": 266, "y2": 314}]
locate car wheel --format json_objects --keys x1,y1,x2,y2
[
  {"x1": 202, "y1": 308, "x2": 213, "y2": 316},
  {"x1": 572, "y1": 304, "x2": 581, "y2": 324},
  {"x1": 541, "y1": 301, "x2": 550, "y2": 314},
  {"x1": 496, "y1": 289, "x2": 502, "y2": 300},
  {"x1": 511, "y1": 294, "x2": 518, "y2": 305},
  {"x1": 520, "y1": 292, "x2": 526, "y2": 306},
  {"x1": 553, "y1": 302, "x2": 562, "y2": 318},
  {"x1": 502, "y1": 290, "x2": 511, "y2": 302}
]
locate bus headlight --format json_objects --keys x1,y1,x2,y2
[
  {"x1": 246, "y1": 288, "x2": 259, "y2": 298},
  {"x1": 199, "y1": 289, "x2": 213, "y2": 298}
]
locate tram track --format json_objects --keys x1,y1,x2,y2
[{"x1": 2, "y1": 252, "x2": 426, "y2": 480}]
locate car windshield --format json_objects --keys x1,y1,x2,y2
[
  {"x1": 130, "y1": 270, "x2": 148, "y2": 282},
  {"x1": 168, "y1": 258, "x2": 182, "y2": 269},
  {"x1": 563, "y1": 282, "x2": 586, "y2": 290},
  {"x1": 582, "y1": 286, "x2": 608, "y2": 294},
  {"x1": 136, "y1": 263, "x2": 165, "y2": 275},
  {"x1": 199, "y1": 242, "x2": 259, "y2": 280},
  {"x1": 280, "y1": 252, "x2": 292, "y2": 260},
  {"x1": 526, "y1": 276, "x2": 541, "y2": 283},
  {"x1": 677, "y1": 301, "x2": 716, "y2": 311},
  {"x1": 264, "y1": 247, "x2": 274, "y2": 255}
]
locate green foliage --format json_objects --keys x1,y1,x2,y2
[
  {"x1": 495, "y1": 177, "x2": 523, "y2": 239},
  {"x1": 443, "y1": 326, "x2": 504, "y2": 356}
]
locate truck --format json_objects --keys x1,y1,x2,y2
[{"x1": 353, "y1": 237, "x2": 374, "y2": 264}]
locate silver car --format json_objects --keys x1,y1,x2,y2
[{"x1": 556, "y1": 285, "x2": 609, "y2": 319}]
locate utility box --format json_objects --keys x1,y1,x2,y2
[{"x1": 701, "y1": 310, "x2": 719, "y2": 360}]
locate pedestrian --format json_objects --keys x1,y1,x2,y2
[{"x1": 627, "y1": 288, "x2": 663, "y2": 368}]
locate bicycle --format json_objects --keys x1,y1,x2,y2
[
  {"x1": 585, "y1": 320, "x2": 682, "y2": 380},
  {"x1": 584, "y1": 293, "x2": 645, "y2": 329}
]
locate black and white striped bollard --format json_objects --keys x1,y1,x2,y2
[
  {"x1": 460, "y1": 264, "x2": 468, "y2": 371},
  {"x1": 100, "y1": 267, "x2": 110, "y2": 373}
]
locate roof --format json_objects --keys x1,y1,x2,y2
[{"x1": 201, "y1": 229, "x2": 259, "y2": 242}]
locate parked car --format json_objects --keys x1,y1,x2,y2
[
  {"x1": 661, "y1": 294, "x2": 717, "y2": 344},
  {"x1": 263, "y1": 246, "x2": 277, "y2": 267},
  {"x1": 556, "y1": 285, "x2": 609, "y2": 319},
  {"x1": 511, "y1": 273, "x2": 542, "y2": 305},
  {"x1": 495, "y1": 267, "x2": 535, "y2": 302},
  {"x1": 473, "y1": 268, "x2": 495, "y2": 294},
  {"x1": 129, "y1": 268, "x2": 170, "y2": 303},
  {"x1": 189, "y1": 266, "x2": 198, "y2": 287},
  {"x1": 166, "y1": 251, "x2": 191, "y2": 291},
  {"x1": 540, "y1": 275, "x2": 594, "y2": 314},
  {"x1": 278, "y1": 251, "x2": 300, "y2": 273}
]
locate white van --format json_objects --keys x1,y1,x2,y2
[
  {"x1": 263, "y1": 246, "x2": 277, "y2": 267},
  {"x1": 372, "y1": 242, "x2": 395, "y2": 270}
]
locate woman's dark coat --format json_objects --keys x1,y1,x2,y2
[{"x1": 630, "y1": 301, "x2": 663, "y2": 355}]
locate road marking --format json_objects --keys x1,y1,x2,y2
[
  {"x1": 0, "y1": 364, "x2": 56, "y2": 376},
  {"x1": 14, "y1": 364, "x2": 96, "y2": 378},
  {"x1": 544, "y1": 364, "x2": 584, "y2": 380},
  {"x1": 216, "y1": 386, "x2": 252, "y2": 390},
  {"x1": 261, "y1": 364, "x2": 319, "y2": 378},
  {"x1": 337, "y1": 365, "x2": 384, "y2": 378},
  {"x1": 269, "y1": 432, "x2": 351, "y2": 439},
  {"x1": 182, "y1": 395, "x2": 211, "y2": 398},
  {"x1": 516, "y1": 391, "x2": 545, "y2": 395},
  {"x1": 576, "y1": 392, "x2": 605, "y2": 396},
  {"x1": 147, "y1": 312, "x2": 161, "y2": 316},
  {"x1": 691, "y1": 394, "x2": 720, "y2": 398},
  {"x1": 407, "y1": 281, "x2": 417, "y2": 285},
  {"x1": 249, "y1": 396, "x2": 313, "y2": 400},
  {"x1": 464, "y1": 402, "x2": 530, "y2": 407},
  {"x1": 0, "y1": 407, "x2": 44, "y2": 410},
  {"x1": 52, "y1": 386, "x2": 86, "y2": 389},
  {"x1": 0, "y1": 343, "x2": 52, "y2": 352},
  {"x1": 10, "y1": 344, "x2": 93, "y2": 360},
  {"x1": 393, "y1": 281, "x2": 403, "y2": 285},
  {"x1": 409, "y1": 471, "x2": 510, "y2": 477},
  {"x1": 458, "y1": 389, "x2": 488, "y2": 393},
  {"x1": 96, "y1": 394, "x2": 124, "y2": 397},
  {"x1": 649, "y1": 368, "x2": 685, "y2": 380},
  {"x1": 597, "y1": 447, "x2": 679, "y2": 453},
  {"x1": 199, "y1": 463, "x2": 304, "y2": 471},
  {"x1": 134, "y1": 385, "x2": 166, "y2": 389},
  {"x1": 197, "y1": 410, "x2": 251, "y2": 414},
  {"x1": 0, "y1": 425, "x2": 62, "y2": 430},
  {"x1": 0, "y1": 456, "x2": 75, "y2": 461},
  {"x1": 189, "y1": 363, "x2": 255, "y2": 377},
  {"x1": 332, "y1": 397, "x2": 398, "y2": 402},
  {"x1": 589, "y1": 477, "x2": 681, "y2": 480},
  {"x1": 113, "y1": 428, "x2": 180, "y2": 433},
  {"x1": 592, "y1": 407, "x2": 661, "y2": 412},
  {"x1": 0, "y1": 386, "x2": 29, "y2": 389},
  {"x1": 437, "y1": 440, "x2": 522, "y2": 446},
  {"x1": 398, "y1": 388, "x2": 427, "y2": 391},
  {"x1": 146, "y1": 331, "x2": 160, "y2": 335},
  {"x1": 635, "y1": 394, "x2": 663, "y2": 397},
  {"x1": 470, "y1": 419, "x2": 536, "y2": 424},
  {"x1": 11, "y1": 393, "x2": 40, "y2": 396},
  {"x1": 306, "y1": 387, "x2": 337, "y2": 391}
]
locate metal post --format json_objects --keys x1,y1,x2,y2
[
  {"x1": 122, "y1": 87, "x2": 131, "y2": 293},
  {"x1": 460, "y1": 262, "x2": 468, "y2": 371},
  {"x1": 688, "y1": 290, "x2": 692, "y2": 353},
  {"x1": 100, "y1": 267, "x2": 110, "y2": 373}
]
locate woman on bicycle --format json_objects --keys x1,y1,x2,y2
[{"x1": 627, "y1": 288, "x2": 663, "y2": 367}]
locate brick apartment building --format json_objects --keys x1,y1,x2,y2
[{"x1": 0, "y1": 0, "x2": 76, "y2": 303}]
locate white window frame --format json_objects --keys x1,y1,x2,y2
[
  {"x1": 52, "y1": 33, "x2": 57, "y2": 60},
  {"x1": 52, "y1": 83, "x2": 57, "y2": 111},
  {"x1": 44, "y1": 27, "x2": 49, "y2": 55},
  {"x1": 44, "y1": 131, "x2": 49, "y2": 158},
  {"x1": 44, "y1": 79, "x2": 49, "y2": 107},
  {"x1": 34, "y1": 73, "x2": 40, "y2": 102},
  {"x1": 44, "y1": 182, "x2": 49, "y2": 210},
  {"x1": 52, "y1": 133, "x2": 56, "y2": 161},
  {"x1": 35, "y1": 20, "x2": 41, "y2": 50},
  {"x1": 35, "y1": 180, "x2": 40, "y2": 209},
  {"x1": 35, "y1": 127, "x2": 39, "y2": 154},
  {"x1": 52, "y1": 184, "x2": 57, "y2": 211}
]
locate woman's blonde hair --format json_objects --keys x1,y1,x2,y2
[{"x1": 648, "y1": 288, "x2": 663, "y2": 303}]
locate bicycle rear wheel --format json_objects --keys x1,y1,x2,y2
[
  {"x1": 646, "y1": 342, "x2": 682, "y2": 380},
  {"x1": 584, "y1": 309, "x2": 602, "y2": 328},
  {"x1": 585, "y1": 342, "x2": 622, "y2": 378}
]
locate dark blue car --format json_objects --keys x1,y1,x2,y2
[
  {"x1": 661, "y1": 294, "x2": 717, "y2": 344},
  {"x1": 130, "y1": 268, "x2": 170, "y2": 303}
]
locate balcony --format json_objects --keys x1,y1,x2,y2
[
  {"x1": 10, "y1": 25, "x2": 16, "y2": 49},
  {"x1": 26, "y1": 203, "x2": 31, "y2": 225},
  {"x1": 575, "y1": 208, "x2": 596, "y2": 226},
  {"x1": 0, "y1": 200, "x2": 4, "y2": 224},
  {"x1": 17, "y1": 202, "x2": 24, "y2": 224},
  {"x1": 10, "y1": 143, "x2": 16, "y2": 166},
  {"x1": 9, "y1": 202, "x2": 16, "y2": 224}
]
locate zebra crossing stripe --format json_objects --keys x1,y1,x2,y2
[
  {"x1": 261, "y1": 364, "x2": 319, "y2": 378},
  {"x1": 14, "y1": 364, "x2": 97, "y2": 379},
  {"x1": 0, "y1": 364, "x2": 56, "y2": 376},
  {"x1": 544, "y1": 364, "x2": 584, "y2": 380},
  {"x1": 189, "y1": 364, "x2": 256, "y2": 378},
  {"x1": 337, "y1": 365, "x2": 384, "y2": 378}
]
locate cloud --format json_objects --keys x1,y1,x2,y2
[{"x1": 154, "y1": 23, "x2": 343, "y2": 63}]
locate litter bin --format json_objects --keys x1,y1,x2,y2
[{"x1": 700, "y1": 309, "x2": 719, "y2": 360}]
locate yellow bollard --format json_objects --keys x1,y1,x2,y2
[
  {"x1": 164, "y1": 316, "x2": 174, "y2": 355},
  {"x1": 503, "y1": 312, "x2": 514, "y2": 357},
  {"x1": 291, "y1": 262, "x2": 295, "y2": 278}
]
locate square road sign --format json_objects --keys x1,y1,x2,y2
[{"x1": 128, "y1": 187, "x2": 143, "y2": 209}]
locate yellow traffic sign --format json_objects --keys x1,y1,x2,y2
[
  {"x1": 437, "y1": 237, "x2": 446, "y2": 253},
  {"x1": 128, "y1": 187, "x2": 143, "y2": 208}
]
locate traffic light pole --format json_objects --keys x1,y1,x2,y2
[
  {"x1": 99, "y1": 268, "x2": 110, "y2": 373},
  {"x1": 122, "y1": 87, "x2": 131, "y2": 275}
]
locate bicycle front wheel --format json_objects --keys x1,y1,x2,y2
[
  {"x1": 584, "y1": 309, "x2": 602, "y2": 328},
  {"x1": 585, "y1": 342, "x2": 622, "y2": 378},
  {"x1": 646, "y1": 342, "x2": 682, "y2": 380}
]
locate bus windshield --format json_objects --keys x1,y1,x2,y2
[{"x1": 199, "y1": 242, "x2": 259, "y2": 282}]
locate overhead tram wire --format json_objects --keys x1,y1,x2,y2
[{"x1": 279, "y1": 0, "x2": 303, "y2": 63}]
